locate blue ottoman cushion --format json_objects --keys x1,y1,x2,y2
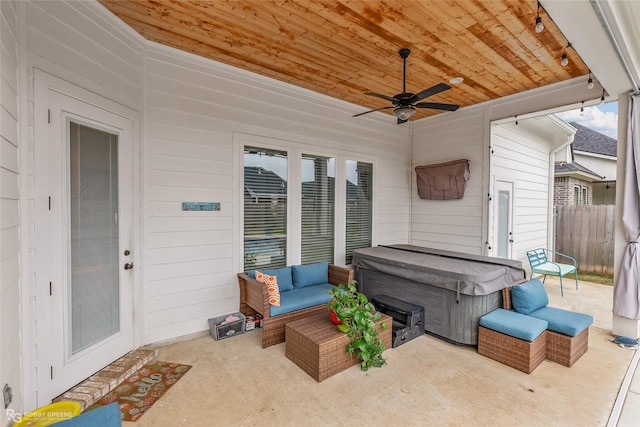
[
  {"x1": 529, "y1": 306, "x2": 593, "y2": 337},
  {"x1": 480, "y1": 308, "x2": 548, "y2": 342}
]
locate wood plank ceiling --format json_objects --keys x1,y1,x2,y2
[{"x1": 99, "y1": 0, "x2": 589, "y2": 121}]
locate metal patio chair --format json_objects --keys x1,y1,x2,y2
[{"x1": 526, "y1": 248, "x2": 578, "y2": 297}]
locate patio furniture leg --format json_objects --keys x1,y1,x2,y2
[
  {"x1": 574, "y1": 270, "x2": 579, "y2": 290},
  {"x1": 559, "y1": 275, "x2": 563, "y2": 297}
]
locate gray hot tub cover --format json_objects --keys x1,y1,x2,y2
[{"x1": 352, "y1": 245, "x2": 525, "y2": 296}]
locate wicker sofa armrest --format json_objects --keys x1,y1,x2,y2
[
  {"x1": 328, "y1": 264, "x2": 354, "y2": 286},
  {"x1": 502, "y1": 278, "x2": 527, "y2": 311},
  {"x1": 237, "y1": 273, "x2": 271, "y2": 320}
]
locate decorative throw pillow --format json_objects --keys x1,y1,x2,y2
[{"x1": 255, "y1": 270, "x2": 281, "y2": 307}]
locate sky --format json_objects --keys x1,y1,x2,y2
[{"x1": 555, "y1": 100, "x2": 618, "y2": 139}]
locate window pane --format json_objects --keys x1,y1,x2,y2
[
  {"x1": 345, "y1": 161, "x2": 373, "y2": 264},
  {"x1": 574, "y1": 186, "x2": 579, "y2": 205},
  {"x1": 69, "y1": 121, "x2": 120, "y2": 354},
  {"x1": 497, "y1": 190, "x2": 510, "y2": 258},
  {"x1": 301, "y1": 154, "x2": 335, "y2": 264},
  {"x1": 244, "y1": 147, "x2": 287, "y2": 270},
  {"x1": 582, "y1": 187, "x2": 587, "y2": 205}
]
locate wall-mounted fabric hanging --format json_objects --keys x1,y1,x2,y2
[{"x1": 415, "y1": 159, "x2": 470, "y2": 200}]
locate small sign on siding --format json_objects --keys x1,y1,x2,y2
[{"x1": 182, "y1": 202, "x2": 220, "y2": 211}]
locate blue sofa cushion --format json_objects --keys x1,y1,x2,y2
[
  {"x1": 291, "y1": 261, "x2": 329, "y2": 288},
  {"x1": 270, "y1": 283, "x2": 335, "y2": 316},
  {"x1": 529, "y1": 306, "x2": 593, "y2": 337},
  {"x1": 479, "y1": 308, "x2": 548, "y2": 342},
  {"x1": 247, "y1": 266, "x2": 293, "y2": 291},
  {"x1": 511, "y1": 278, "x2": 549, "y2": 315}
]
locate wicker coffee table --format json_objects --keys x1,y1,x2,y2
[{"x1": 285, "y1": 312, "x2": 392, "y2": 381}]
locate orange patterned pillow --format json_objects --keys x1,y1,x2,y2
[{"x1": 255, "y1": 270, "x2": 281, "y2": 307}]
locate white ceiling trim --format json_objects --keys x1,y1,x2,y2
[
  {"x1": 543, "y1": 0, "x2": 632, "y2": 96},
  {"x1": 596, "y1": 0, "x2": 640, "y2": 93}
]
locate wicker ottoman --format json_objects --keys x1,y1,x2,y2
[
  {"x1": 478, "y1": 309, "x2": 548, "y2": 374},
  {"x1": 527, "y1": 306, "x2": 593, "y2": 367},
  {"x1": 546, "y1": 328, "x2": 589, "y2": 367},
  {"x1": 285, "y1": 312, "x2": 392, "y2": 381}
]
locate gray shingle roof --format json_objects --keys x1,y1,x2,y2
[
  {"x1": 569, "y1": 122, "x2": 617, "y2": 157},
  {"x1": 555, "y1": 161, "x2": 602, "y2": 179}
]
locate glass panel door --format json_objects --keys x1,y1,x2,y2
[
  {"x1": 68, "y1": 121, "x2": 120, "y2": 355},
  {"x1": 41, "y1": 83, "x2": 134, "y2": 403}
]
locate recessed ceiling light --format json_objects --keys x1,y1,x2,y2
[{"x1": 449, "y1": 77, "x2": 464, "y2": 84}]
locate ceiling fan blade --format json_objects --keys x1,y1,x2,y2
[
  {"x1": 415, "y1": 102, "x2": 460, "y2": 111},
  {"x1": 397, "y1": 118, "x2": 408, "y2": 125},
  {"x1": 410, "y1": 83, "x2": 452, "y2": 103},
  {"x1": 353, "y1": 105, "x2": 394, "y2": 117},
  {"x1": 364, "y1": 92, "x2": 400, "y2": 103}
]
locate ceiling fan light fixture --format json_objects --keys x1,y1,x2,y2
[
  {"x1": 449, "y1": 77, "x2": 464, "y2": 85},
  {"x1": 393, "y1": 106, "x2": 416, "y2": 121}
]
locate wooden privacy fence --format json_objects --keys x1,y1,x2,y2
[{"x1": 554, "y1": 205, "x2": 615, "y2": 275}]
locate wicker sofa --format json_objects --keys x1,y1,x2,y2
[{"x1": 237, "y1": 263, "x2": 353, "y2": 348}]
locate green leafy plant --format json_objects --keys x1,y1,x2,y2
[{"x1": 326, "y1": 282, "x2": 388, "y2": 371}]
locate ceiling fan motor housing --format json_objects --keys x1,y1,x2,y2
[{"x1": 353, "y1": 47, "x2": 459, "y2": 122}]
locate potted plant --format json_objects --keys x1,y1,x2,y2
[{"x1": 326, "y1": 282, "x2": 388, "y2": 371}]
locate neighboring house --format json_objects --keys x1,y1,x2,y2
[{"x1": 554, "y1": 122, "x2": 618, "y2": 205}]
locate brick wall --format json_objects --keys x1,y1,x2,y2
[{"x1": 554, "y1": 176, "x2": 593, "y2": 205}]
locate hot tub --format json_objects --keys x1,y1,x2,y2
[{"x1": 352, "y1": 245, "x2": 526, "y2": 345}]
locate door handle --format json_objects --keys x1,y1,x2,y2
[{"x1": 124, "y1": 262, "x2": 134, "y2": 270}]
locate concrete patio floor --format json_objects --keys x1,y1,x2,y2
[{"x1": 125, "y1": 277, "x2": 639, "y2": 427}]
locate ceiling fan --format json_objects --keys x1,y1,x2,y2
[{"x1": 354, "y1": 48, "x2": 460, "y2": 124}]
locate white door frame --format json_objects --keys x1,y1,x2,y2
[{"x1": 32, "y1": 70, "x2": 142, "y2": 405}]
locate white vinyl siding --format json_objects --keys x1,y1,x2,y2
[
  {"x1": 490, "y1": 122, "x2": 552, "y2": 268},
  {"x1": 411, "y1": 110, "x2": 485, "y2": 254},
  {"x1": 412, "y1": 78, "x2": 594, "y2": 258},
  {"x1": 1, "y1": 0, "x2": 22, "y2": 420},
  {"x1": 146, "y1": 46, "x2": 409, "y2": 342}
]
